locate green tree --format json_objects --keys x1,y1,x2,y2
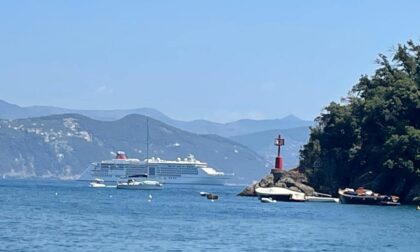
[{"x1": 299, "y1": 41, "x2": 420, "y2": 202}]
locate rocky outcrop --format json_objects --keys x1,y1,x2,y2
[
  {"x1": 238, "y1": 168, "x2": 315, "y2": 196},
  {"x1": 237, "y1": 183, "x2": 258, "y2": 197},
  {"x1": 259, "y1": 174, "x2": 275, "y2": 188}
]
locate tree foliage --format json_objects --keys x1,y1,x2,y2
[{"x1": 299, "y1": 41, "x2": 420, "y2": 201}]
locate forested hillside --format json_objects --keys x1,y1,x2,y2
[{"x1": 299, "y1": 41, "x2": 420, "y2": 203}]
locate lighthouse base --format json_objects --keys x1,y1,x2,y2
[{"x1": 275, "y1": 156, "x2": 283, "y2": 170}]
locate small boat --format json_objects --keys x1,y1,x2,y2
[
  {"x1": 200, "y1": 192, "x2": 210, "y2": 196},
  {"x1": 255, "y1": 187, "x2": 306, "y2": 202},
  {"x1": 89, "y1": 178, "x2": 106, "y2": 188},
  {"x1": 117, "y1": 174, "x2": 163, "y2": 190},
  {"x1": 305, "y1": 196, "x2": 339, "y2": 203},
  {"x1": 260, "y1": 197, "x2": 277, "y2": 203},
  {"x1": 338, "y1": 187, "x2": 400, "y2": 206},
  {"x1": 417, "y1": 205, "x2": 420, "y2": 211},
  {"x1": 206, "y1": 194, "x2": 218, "y2": 200}
]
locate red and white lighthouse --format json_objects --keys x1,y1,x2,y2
[{"x1": 274, "y1": 135, "x2": 285, "y2": 170}]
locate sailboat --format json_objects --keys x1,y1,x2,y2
[
  {"x1": 116, "y1": 118, "x2": 163, "y2": 190},
  {"x1": 116, "y1": 174, "x2": 163, "y2": 190}
]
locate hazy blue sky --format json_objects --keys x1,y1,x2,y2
[{"x1": 1, "y1": 0, "x2": 419, "y2": 122}]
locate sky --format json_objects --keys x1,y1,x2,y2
[{"x1": 0, "y1": 0, "x2": 419, "y2": 122}]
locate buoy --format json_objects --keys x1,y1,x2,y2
[{"x1": 55, "y1": 192, "x2": 58, "y2": 196}]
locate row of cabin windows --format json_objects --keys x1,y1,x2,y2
[
  {"x1": 100, "y1": 164, "x2": 200, "y2": 168},
  {"x1": 96, "y1": 166, "x2": 198, "y2": 175}
]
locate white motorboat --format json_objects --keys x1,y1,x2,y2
[
  {"x1": 89, "y1": 178, "x2": 106, "y2": 188},
  {"x1": 255, "y1": 187, "x2": 306, "y2": 202},
  {"x1": 260, "y1": 197, "x2": 277, "y2": 203},
  {"x1": 116, "y1": 174, "x2": 163, "y2": 190}
]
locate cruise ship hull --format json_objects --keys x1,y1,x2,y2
[
  {"x1": 79, "y1": 172, "x2": 231, "y2": 185},
  {"x1": 79, "y1": 153, "x2": 234, "y2": 185},
  {"x1": 78, "y1": 164, "x2": 233, "y2": 185}
]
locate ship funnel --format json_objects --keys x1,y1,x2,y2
[{"x1": 116, "y1": 151, "x2": 127, "y2": 159}]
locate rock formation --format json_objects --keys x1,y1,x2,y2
[{"x1": 238, "y1": 168, "x2": 315, "y2": 196}]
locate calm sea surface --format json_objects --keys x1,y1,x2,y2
[{"x1": 0, "y1": 179, "x2": 419, "y2": 252}]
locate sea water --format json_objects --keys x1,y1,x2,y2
[{"x1": 0, "y1": 180, "x2": 419, "y2": 252}]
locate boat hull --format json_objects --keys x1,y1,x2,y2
[
  {"x1": 258, "y1": 194, "x2": 301, "y2": 202},
  {"x1": 255, "y1": 187, "x2": 306, "y2": 202},
  {"x1": 89, "y1": 183, "x2": 106, "y2": 188},
  {"x1": 116, "y1": 184, "x2": 163, "y2": 190},
  {"x1": 81, "y1": 176, "x2": 230, "y2": 185},
  {"x1": 260, "y1": 197, "x2": 277, "y2": 203},
  {"x1": 79, "y1": 165, "x2": 232, "y2": 185},
  {"x1": 338, "y1": 190, "x2": 400, "y2": 206}
]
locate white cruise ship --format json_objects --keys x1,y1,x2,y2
[{"x1": 78, "y1": 151, "x2": 233, "y2": 185}]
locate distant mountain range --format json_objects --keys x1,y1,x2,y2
[
  {"x1": 0, "y1": 114, "x2": 269, "y2": 184},
  {"x1": 0, "y1": 99, "x2": 313, "y2": 177},
  {"x1": 0, "y1": 99, "x2": 313, "y2": 137}
]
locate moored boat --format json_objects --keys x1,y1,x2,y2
[
  {"x1": 255, "y1": 187, "x2": 306, "y2": 202},
  {"x1": 116, "y1": 174, "x2": 163, "y2": 190},
  {"x1": 260, "y1": 197, "x2": 277, "y2": 203},
  {"x1": 89, "y1": 178, "x2": 106, "y2": 188},
  {"x1": 206, "y1": 194, "x2": 219, "y2": 200},
  {"x1": 338, "y1": 187, "x2": 400, "y2": 206}
]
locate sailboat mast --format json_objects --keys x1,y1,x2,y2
[{"x1": 146, "y1": 118, "x2": 149, "y2": 167}]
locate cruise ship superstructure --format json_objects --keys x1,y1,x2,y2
[{"x1": 79, "y1": 151, "x2": 233, "y2": 185}]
